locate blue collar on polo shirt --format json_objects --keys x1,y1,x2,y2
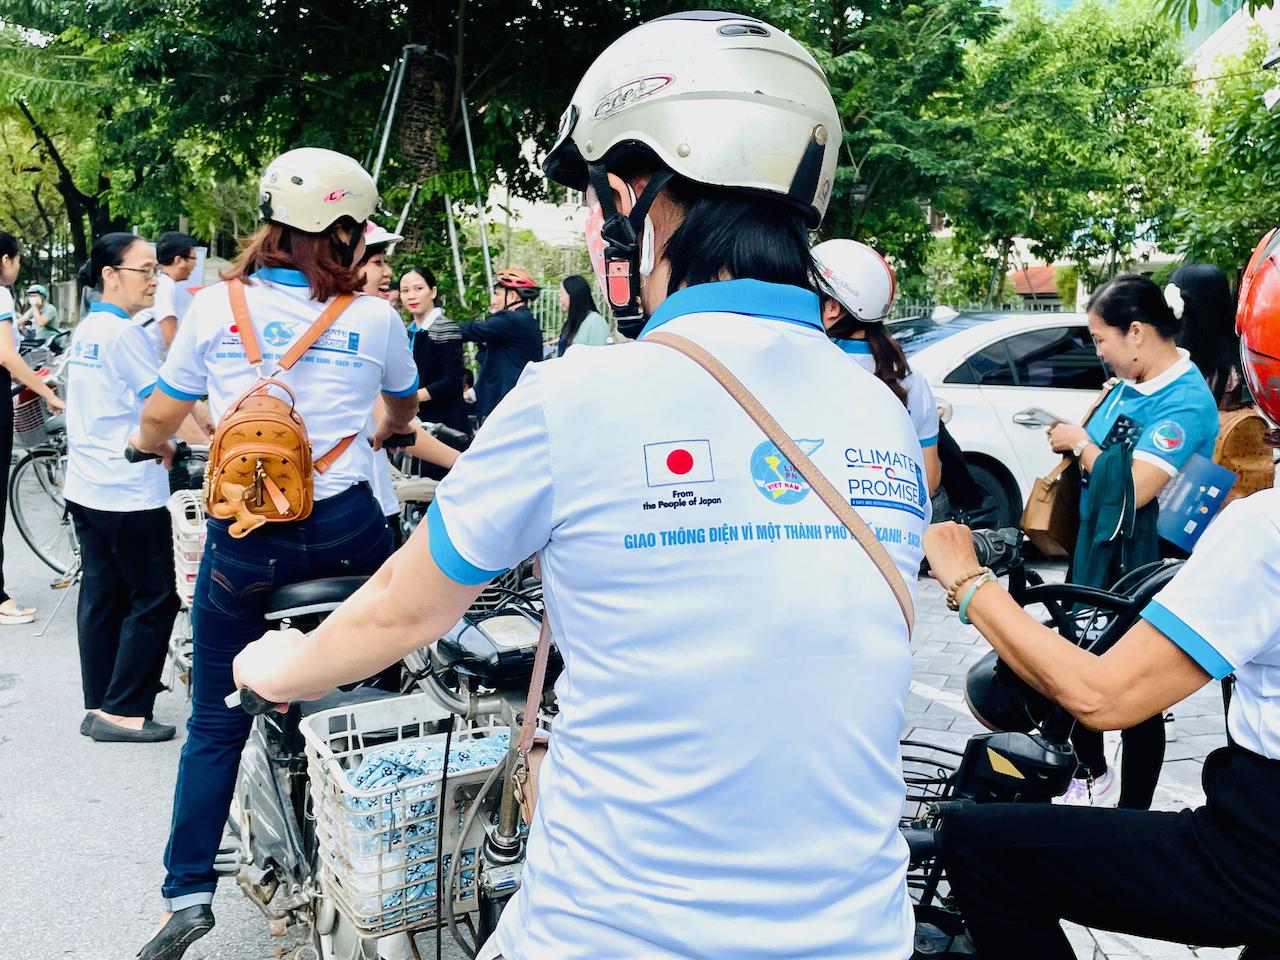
[
  {"x1": 88, "y1": 302, "x2": 130, "y2": 319},
  {"x1": 639, "y1": 279, "x2": 823, "y2": 338},
  {"x1": 255, "y1": 267, "x2": 309, "y2": 287},
  {"x1": 835, "y1": 338, "x2": 873, "y2": 355}
]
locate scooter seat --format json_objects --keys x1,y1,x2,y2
[{"x1": 265, "y1": 576, "x2": 369, "y2": 619}]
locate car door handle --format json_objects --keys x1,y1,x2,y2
[{"x1": 1012, "y1": 409, "x2": 1061, "y2": 428}]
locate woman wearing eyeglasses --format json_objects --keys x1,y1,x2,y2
[
  {"x1": 0, "y1": 230, "x2": 65, "y2": 626},
  {"x1": 65, "y1": 232, "x2": 181, "y2": 743}
]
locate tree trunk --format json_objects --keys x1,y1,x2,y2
[
  {"x1": 395, "y1": 0, "x2": 453, "y2": 255},
  {"x1": 993, "y1": 236, "x2": 1012, "y2": 304}
]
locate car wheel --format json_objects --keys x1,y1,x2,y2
[{"x1": 963, "y1": 460, "x2": 1020, "y2": 530}]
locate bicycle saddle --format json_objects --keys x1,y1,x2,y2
[{"x1": 265, "y1": 576, "x2": 369, "y2": 619}]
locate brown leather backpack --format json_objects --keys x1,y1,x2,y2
[{"x1": 203, "y1": 280, "x2": 358, "y2": 538}]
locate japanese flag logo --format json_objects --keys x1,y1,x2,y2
[
  {"x1": 644, "y1": 440, "x2": 714, "y2": 486},
  {"x1": 1151, "y1": 421, "x2": 1185, "y2": 453}
]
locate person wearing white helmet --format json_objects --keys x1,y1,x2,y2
[
  {"x1": 813, "y1": 238, "x2": 942, "y2": 493},
  {"x1": 132, "y1": 148, "x2": 420, "y2": 960},
  {"x1": 233, "y1": 13, "x2": 927, "y2": 960}
]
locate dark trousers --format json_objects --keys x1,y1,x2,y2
[
  {"x1": 1072, "y1": 713, "x2": 1167, "y2": 809},
  {"x1": 0, "y1": 365, "x2": 12, "y2": 604},
  {"x1": 68, "y1": 502, "x2": 178, "y2": 717},
  {"x1": 941, "y1": 746, "x2": 1280, "y2": 958},
  {"x1": 161, "y1": 483, "x2": 391, "y2": 906}
]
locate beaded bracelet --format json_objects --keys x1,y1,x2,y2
[
  {"x1": 945, "y1": 567, "x2": 993, "y2": 611},
  {"x1": 958, "y1": 572, "x2": 997, "y2": 625}
]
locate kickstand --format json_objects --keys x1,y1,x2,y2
[{"x1": 35, "y1": 569, "x2": 79, "y2": 638}]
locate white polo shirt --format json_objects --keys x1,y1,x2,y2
[
  {"x1": 1142, "y1": 488, "x2": 1280, "y2": 759},
  {"x1": 429, "y1": 279, "x2": 927, "y2": 960},
  {"x1": 133, "y1": 273, "x2": 181, "y2": 359},
  {"x1": 64, "y1": 302, "x2": 169, "y2": 512},
  {"x1": 157, "y1": 268, "x2": 419, "y2": 501},
  {"x1": 0, "y1": 286, "x2": 19, "y2": 351},
  {"x1": 835, "y1": 339, "x2": 940, "y2": 448}
]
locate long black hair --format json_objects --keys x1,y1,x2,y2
[
  {"x1": 1086, "y1": 273, "x2": 1182, "y2": 340},
  {"x1": 558, "y1": 274, "x2": 600, "y2": 354},
  {"x1": 1171, "y1": 262, "x2": 1239, "y2": 407},
  {"x1": 828, "y1": 312, "x2": 911, "y2": 407},
  {"x1": 77, "y1": 232, "x2": 145, "y2": 291}
]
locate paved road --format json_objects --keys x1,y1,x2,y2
[{"x1": 0, "y1": 523, "x2": 1236, "y2": 960}]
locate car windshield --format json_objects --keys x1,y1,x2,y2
[{"x1": 891, "y1": 313, "x2": 998, "y2": 357}]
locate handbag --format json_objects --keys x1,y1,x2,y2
[
  {"x1": 1020, "y1": 378, "x2": 1118, "y2": 557},
  {"x1": 511, "y1": 331, "x2": 916, "y2": 823}
]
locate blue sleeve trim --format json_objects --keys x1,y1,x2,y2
[
  {"x1": 0, "y1": 313, "x2": 12, "y2": 323},
  {"x1": 1141, "y1": 600, "x2": 1233, "y2": 680},
  {"x1": 137, "y1": 383, "x2": 156, "y2": 399},
  {"x1": 383, "y1": 373, "x2": 420, "y2": 399},
  {"x1": 156, "y1": 377, "x2": 203, "y2": 402},
  {"x1": 920, "y1": 433, "x2": 939, "y2": 448},
  {"x1": 427, "y1": 501, "x2": 508, "y2": 586}
]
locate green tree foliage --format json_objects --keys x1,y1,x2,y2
[
  {"x1": 1157, "y1": 0, "x2": 1274, "y2": 30},
  {"x1": 1166, "y1": 33, "x2": 1280, "y2": 276},
  {"x1": 939, "y1": 0, "x2": 1196, "y2": 300}
]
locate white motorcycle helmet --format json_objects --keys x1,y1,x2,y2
[
  {"x1": 811, "y1": 238, "x2": 897, "y2": 323},
  {"x1": 542, "y1": 10, "x2": 842, "y2": 320},
  {"x1": 258, "y1": 148, "x2": 377, "y2": 235}
]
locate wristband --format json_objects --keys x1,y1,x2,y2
[
  {"x1": 958, "y1": 572, "x2": 997, "y2": 625},
  {"x1": 945, "y1": 567, "x2": 993, "y2": 610}
]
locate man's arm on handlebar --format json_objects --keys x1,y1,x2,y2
[
  {"x1": 925, "y1": 523, "x2": 1210, "y2": 731},
  {"x1": 233, "y1": 518, "x2": 486, "y2": 703}
]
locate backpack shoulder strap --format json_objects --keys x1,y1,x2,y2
[
  {"x1": 277, "y1": 294, "x2": 358, "y2": 371},
  {"x1": 228, "y1": 279, "x2": 263, "y2": 369},
  {"x1": 646, "y1": 330, "x2": 915, "y2": 634}
]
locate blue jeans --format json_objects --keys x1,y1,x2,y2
[{"x1": 161, "y1": 483, "x2": 392, "y2": 908}]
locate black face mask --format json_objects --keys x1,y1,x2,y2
[{"x1": 586, "y1": 164, "x2": 674, "y2": 329}]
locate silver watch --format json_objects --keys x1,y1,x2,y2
[{"x1": 1072, "y1": 438, "x2": 1092, "y2": 458}]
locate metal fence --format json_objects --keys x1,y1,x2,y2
[{"x1": 889, "y1": 298, "x2": 1065, "y2": 321}]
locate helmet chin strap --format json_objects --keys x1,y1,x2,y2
[
  {"x1": 338, "y1": 221, "x2": 366, "y2": 269},
  {"x1": 587, "y1": 163, "x2": 674, "y2": 326}
]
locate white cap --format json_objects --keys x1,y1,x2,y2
[
  {"x1": 364, "y1": 221, "x2": 403, "y2": 249},
  {"x1": 259, "y1": 148, "x2": 377, "y2": 234},
  {"x1": 543, "y1": 11, "x2": 841, "y2": 228},
  {"x1": 811, "y1": 239, "x2": 896, "y2": 323}
]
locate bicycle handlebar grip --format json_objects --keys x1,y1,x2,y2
[
  {"x1": 124, "y1": 445, "x2": 158, "y2": 463},
  {"x1": 225, "y1": 687, "x2": 285, "y2": 716},
  {"x1": 383, "y1": 432, "x2": 417, "y2": 450}
]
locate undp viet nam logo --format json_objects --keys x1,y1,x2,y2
[
  {"x1": 1151, "y1": 421, "x2": 1184, "y2": 453},
  {"x1": 262, "y1": 320, "x2": 299, "y2": 348},
  {"x1": 749, "y1": 438, "x2": 824, "y2": 505}
]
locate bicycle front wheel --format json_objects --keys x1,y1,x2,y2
[{"x1": 9, "y1": 449, "x2": 79, "y2": 575}]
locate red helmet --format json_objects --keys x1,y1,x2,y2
[
  {"x1": 495, "y1": 267, "x2": 541, "y2": 300},
  {"x1": 1237, "y1": 228, "x2": 1280, "y2": 425}
]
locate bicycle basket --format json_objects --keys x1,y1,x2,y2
[
  {"x1": 13, "y1": 392, "x2": 52, "y2": 449},
  {"x1": 166, "y1": 490, "x2": 206, "y2": 607},
  {"x1": 301, "y1": 693, "x2": 509, "y2": 937}
]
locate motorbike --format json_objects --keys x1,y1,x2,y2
[{"x1": 224, "y1": 569, "x2": 548, "y2": 960}]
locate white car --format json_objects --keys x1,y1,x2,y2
[{"x1": 896, "y1": 310, "x2": 1107, "y2": 527}]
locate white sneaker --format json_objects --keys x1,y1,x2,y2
[{"x1": 1056, "y1": 768, "x2": 1120, "y2": 806}]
